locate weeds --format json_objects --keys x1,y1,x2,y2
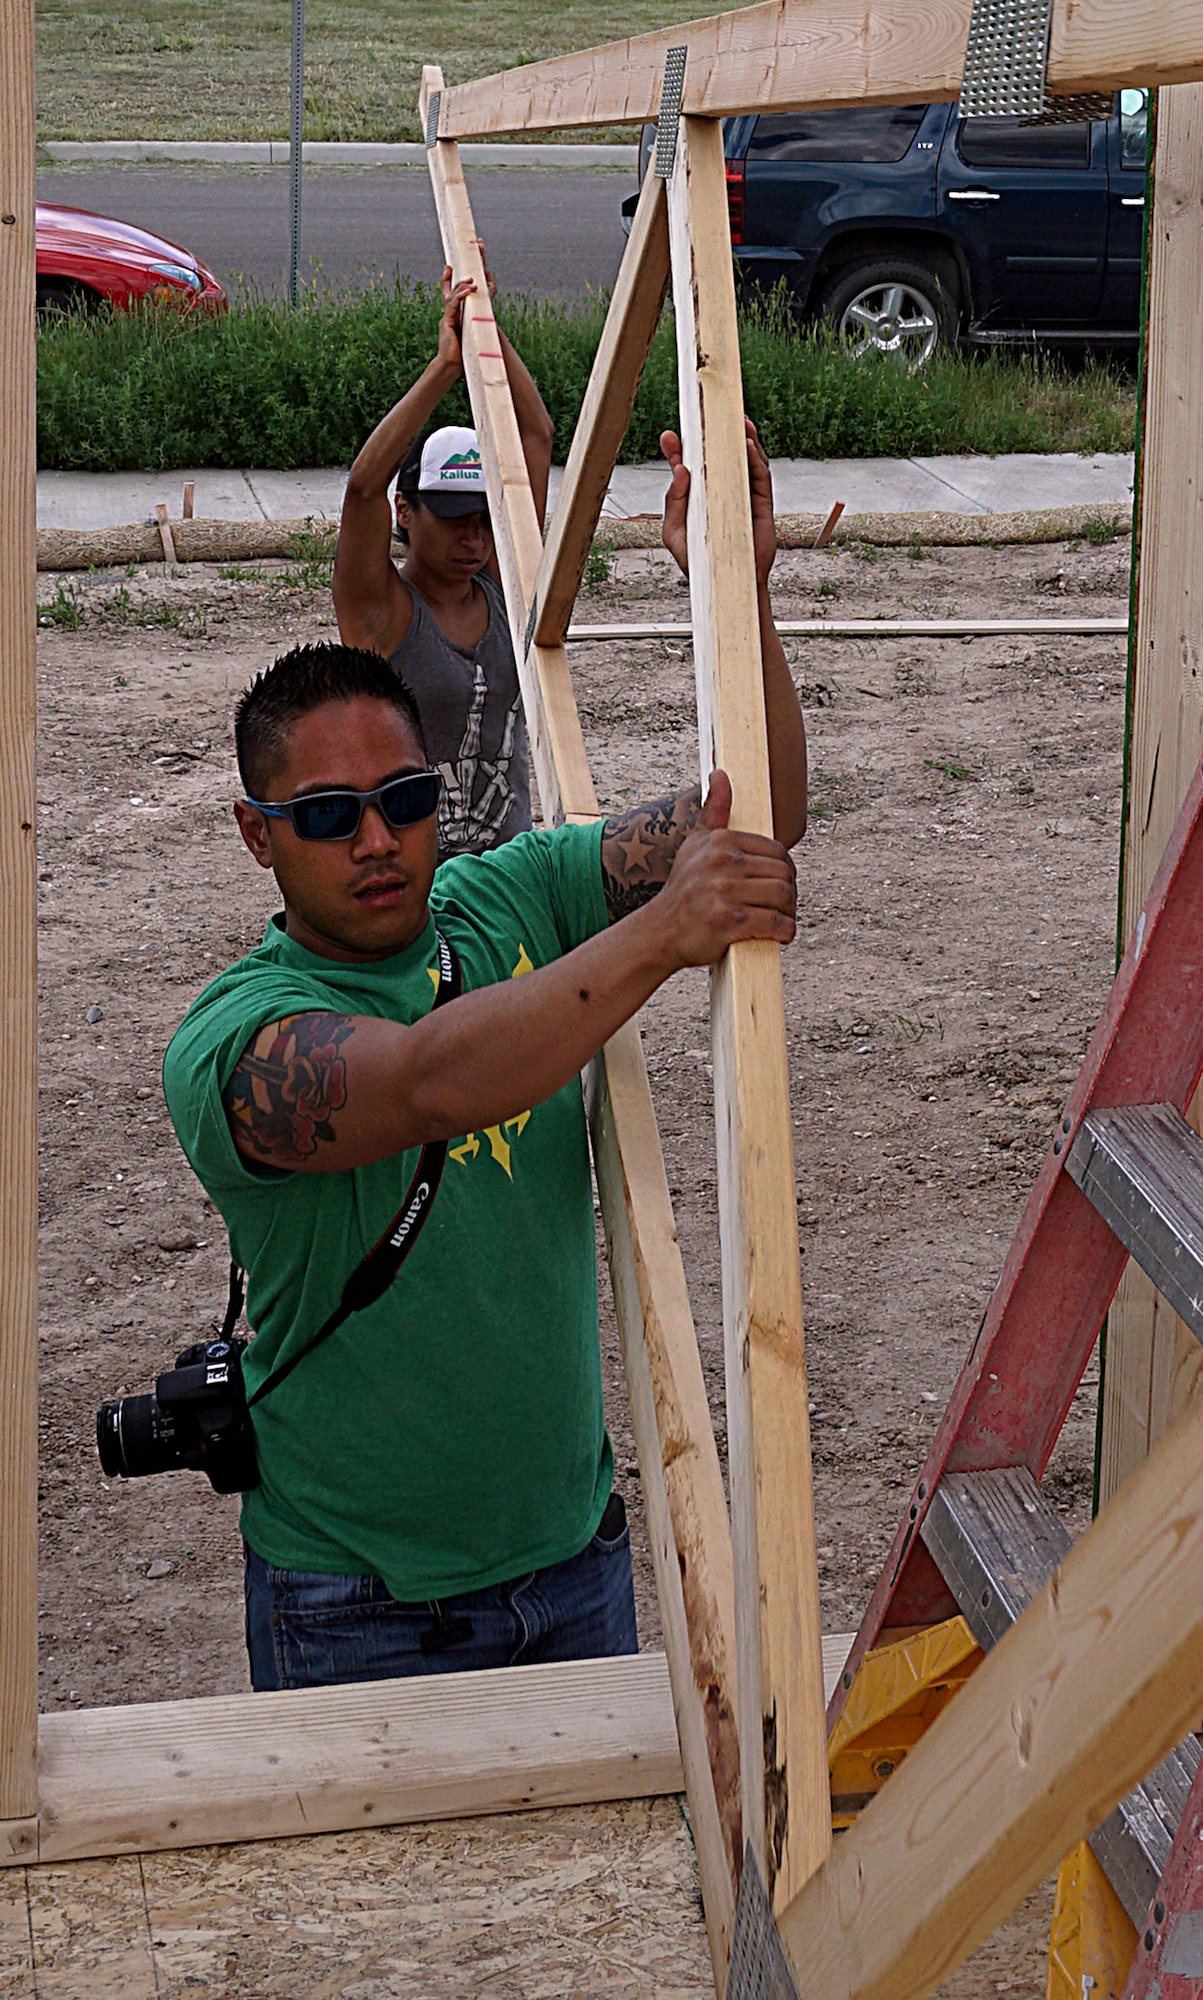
[
  {"x1": 582, "y1": 536, "x2": 617, "y2": 591},
  {"x1": 37, "y1": 581, "x2": 85, "y2": 629},
  {"x1": 924, "y1": 755, "x2": 977, "y2": 782},
  {"x1": 218, "y1": 563, "x2": 264, "y2": 583},
  {"x1": 37, "y1": 285, "x2": 1137, "y2": 474},
  {"x1": 1069, "y1": 512, "x2": 1126, "y2": 546}
]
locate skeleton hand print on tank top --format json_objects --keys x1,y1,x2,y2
[{"x1": 439, "y1": 663, "x2": 524, "y2": 853}]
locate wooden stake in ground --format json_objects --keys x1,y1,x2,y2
[
  {"x1": 0, "y1": 0, "x2": 40, "y2": 1825},
  {"x1": 421, "y1": 69, "x2": 742, "y2": 1981},
  {"x1": 667, "y1": 110, "x2": 829, "y2": 1912},
  {"x1": 155, "y1": 504, "x2": 177, "y2": 565},
  {"x1": 1098, "y1": 83, "x2": 1203, "y2": 1505}
]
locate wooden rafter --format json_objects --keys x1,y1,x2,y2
[
  {"x1": 531, "y1": 167, "x2": 670, "y2": 652},
  {"x1": 0, "y1": 0, "x2": 39, "y2": 1827},
  {"x1": 428, "y1": 0, "x2": 1203, "y2": 143},
  {"x1": 666, "y1": 109, "x2": 829, "y2": 1914},
  {"x1": 420, "y1": 67, "x2": 743, "y2": 1983}
]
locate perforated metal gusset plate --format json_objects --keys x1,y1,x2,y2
[
  {"x1": 959, "y1": 0, "x2": 1054, "y2": 116},
  {"x1": 958, "y1": 0, "x2": 1113, "y2": 121},
  {"x1": 425, "y1": 91, "x2": 441, "y2": 148},
  {"x1": 653, "y1": 47, "x2": 687, "y2": 178},
  {"x1": 725, "y1": 1848, "x2": 801, "y2": 2000}
]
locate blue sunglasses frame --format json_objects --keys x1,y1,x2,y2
[{"x1": 247, "y1": 770, "x2": 442, "y2": 841}]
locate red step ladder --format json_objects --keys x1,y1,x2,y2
[{"x1": 828, "y1": 751, "x2": 1203, "y2": 1947}]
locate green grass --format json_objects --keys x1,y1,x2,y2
[
  {"x1": 34, "y1": 0, "x2": 709, "y2": 143},
  {"x1": 36, "y1": 284, "x2": 1138, "y2": 472}
]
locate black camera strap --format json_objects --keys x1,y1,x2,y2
[{"x1": 243, "y1": 928, "x2": 463, "y2": 1411}]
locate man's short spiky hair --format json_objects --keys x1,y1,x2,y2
[{"x1": 234, "y1": 643, "x2": 428, "y2": 797}]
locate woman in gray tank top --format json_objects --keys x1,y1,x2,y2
[{"x1": 333, "y1": 255, "x2": 552, "y2": 859}]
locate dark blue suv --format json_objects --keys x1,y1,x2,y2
[{"x1": 628, "y1": 89, "x2": 1148, "y2": 367}]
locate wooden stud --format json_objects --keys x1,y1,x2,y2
[
  {"x1": 532, "y1": 167, "x2": 670, "y2": 651},
  {"x1": 0, "y1": 0, "x2": 40, "y2": 1826},
  {"x1": 667, "y1": 112, "x2": 829, "y2": 1912},
  {"x1": 421, "y1": 67, "x2": 594, "y2": 823},
  {"x1": 1097, "y1": 84, "x2": 1203, "y2": 1507},
  {"x1": 429, "y1": 0, "x2": 1203, "y2": 142},
  {"x1": 422, "y1": 81, "x2": 743, "y2": 1983},
  {"x1": 586, "y1": 1028, "x2": 740, "y2": 1979},
  {"x1": 776, "y1": 1385, "x2": 1203, "y2": 2000},
  {"x1": 565, "y1": 618, "x2": 1128, "y2": 642},
  {"x1": 182, "y1": 482, "x2": 194, "y2": 520}
]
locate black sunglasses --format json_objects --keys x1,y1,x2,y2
[{"x1": 247, "y1": 770, "x2": 442, "y2": 842}]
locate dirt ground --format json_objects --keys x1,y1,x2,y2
[{"x1": 30, "y1": 529, "x2": 1130, "y2": 1992}]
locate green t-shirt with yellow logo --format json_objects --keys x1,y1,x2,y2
[{"x1": 163, "y1": 821, "x2": 613, "y2": 1600}]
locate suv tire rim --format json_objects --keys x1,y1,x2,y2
[{"x1": 838, "y1": 280, "x2": 941, "y2": 370}]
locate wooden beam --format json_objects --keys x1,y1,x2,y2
[
  {"x1": 1097, "y1": 84, "x2": 1203, "y2": 1508},
  {"x1": 429, "y1": 0, "x2": 1203, "y2": 141},
  {"x1": 565, "y1": 618, "x2": 1129, "y2": 642},
  {"x1": 421, "y1": 78, "x2": 743, "y2": 1984},
  {"x1": 667, "y1": 112, "x2": 828, "y2": 1914},
  {"x1": 586, "y1": 1028, "x2": 741, "y2": 1977},
  {"x1": 0, "y1": 0, "x2": 40, "y2": 1825},
  {"x1": 433, "y1": 0, "x2": 967, "y2": 139},
  {"x1": 1048, "y1": 0, "x2": 1203, "y2": 95},
  {"x1": 420, "y1": 67, "x2": 595, "y2": 824},
  {"x1": 0, "y1": 1641, "x2": 856, "y2": 1871},
  {"x1": 2, "y1": 1655, "x2": 682, "y2": 1867},
  {"x1": 775, "y1": 1386, "x2": 1203, "y2": 2000},
  {"x1": 531, "y1": 167, "x2": 670, "y2": 650}
]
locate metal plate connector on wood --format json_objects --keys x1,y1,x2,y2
[
  {"x1": 1065, "y1": 1104, "x2": 1203, "y2": 1346},
  {"x1": 958, "y1": 0, "x2": 1111, "y2": 121},
  {"x1": 653, "y1": 49, "x2": 687, "y2": 179},
  {"x1": 726, "y1": 1847, "x2": 801, "y2": 2000},
  {"x1": 959, "y1": 0, "x2": 1055, "y2": 117},
  {"x1": 425, "y1": 92, "x2": 441, "y2": 148}
]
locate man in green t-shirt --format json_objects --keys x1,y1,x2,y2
[{"x1": 164, "y1": 423, "x2": 808, "y2": 1690}]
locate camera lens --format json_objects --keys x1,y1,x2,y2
[{"x1": 95, "y1": 1393, "x2": 182, "y2": 1479}]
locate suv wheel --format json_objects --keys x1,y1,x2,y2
[{"x1": 818, "y1": 258, "x2": 954, "y2": 370}]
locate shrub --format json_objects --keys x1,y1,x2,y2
[{"x1": 36, "y1": 281, "x2": 1136, "y2": 472}]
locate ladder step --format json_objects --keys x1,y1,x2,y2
[
  {"x1": 1065, "y1": 1104, "x2": 1203, "y2": 1344},
  {"x1": 920, "y1": 1466, "x2": 1071, "y2": 1651},
  {"x1": 920, "y1": 1466, "x2": 1200, "y2": 1929},
  {"x1": 1091, "y1": 1737, "x2": 1202, "y2": 1931}
]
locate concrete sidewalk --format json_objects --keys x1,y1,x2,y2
[
  {"x1": 36, "y1": 452, "x2": 1136, "y2": 533},
  {"x1": 41, "y1": 140, "x2": 637, "y2": 170}
]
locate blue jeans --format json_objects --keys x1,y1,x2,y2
[{"x1": 243, "y1": 1503, "x2": 638, "y2": 1691}]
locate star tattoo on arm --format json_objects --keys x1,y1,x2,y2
[
  {"x1": 600, "y1": 786, "x2": 703, "y2": 922},
  {"x1": 223, "y1": 1012, "x2": 356, "y2": 1167}
]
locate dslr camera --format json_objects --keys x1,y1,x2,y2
[{"x1": 96, "y1": 1338, "x2": 259, "y2": 1495}]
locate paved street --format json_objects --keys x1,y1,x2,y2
[{"x1": 35, "y1": 162, "x2": 633, "y2": 301}]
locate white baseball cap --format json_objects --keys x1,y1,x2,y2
[{"x1": 408, "y1": 425, "x2": 489, "y2": 518}]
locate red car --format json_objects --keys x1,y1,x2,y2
[{"x1": 36, "y1": 203, "x2": 226, "y2": 315}]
